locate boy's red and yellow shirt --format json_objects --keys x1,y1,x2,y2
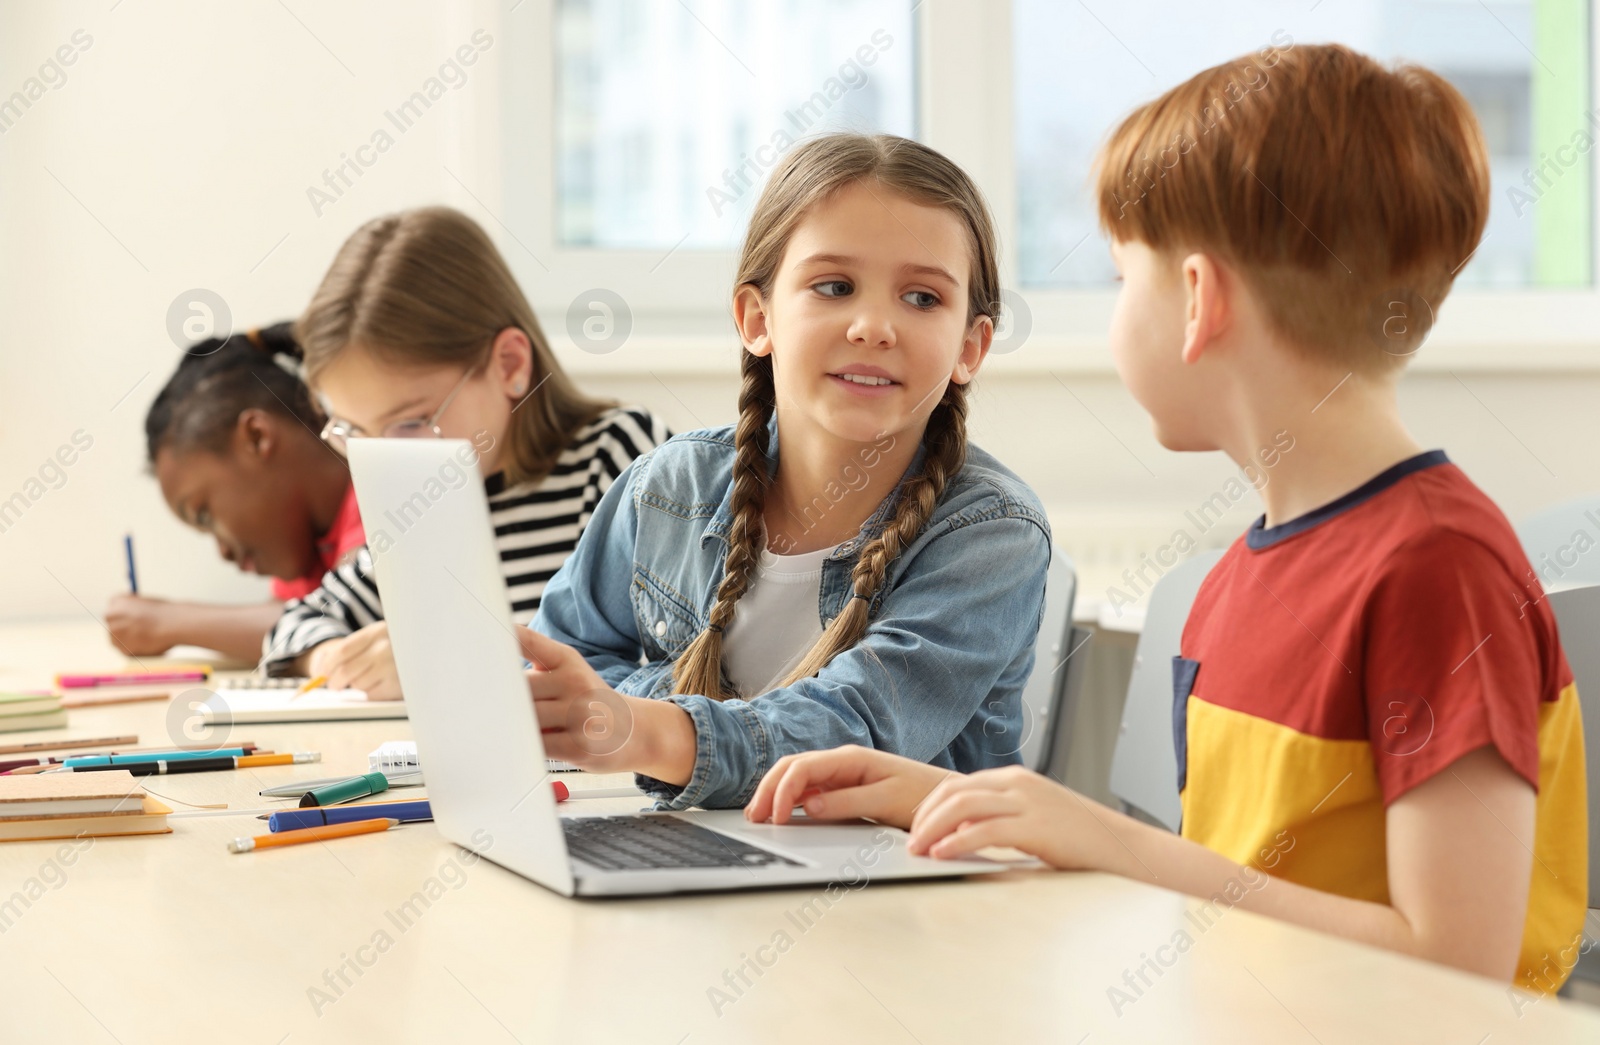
[{"x1": 1177, "y1": 451, "x2": 1587, "y2": 993}]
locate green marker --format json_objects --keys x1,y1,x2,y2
[{"x1": 298, "y1": 771, "x2": 390, "y2": 808}]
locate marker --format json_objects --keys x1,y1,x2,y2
[
  {"x1": 258, "y1": 772, "x2": 421, "y2": 797},
  {"x1": 296, "y1": 675, "x2": 329, "y2": 695},
  {"x1": 123, "y1": 534, "x2": 139, "y2": 594},
  {"x1": 298, "y1": 771, "x2": 389, "y2": 808},
  {"x1": 229, "y1": 817, "x2": 400, "y2": 853},
  {"x1": 54, "y1": 753, "x2": 319, "y2": 775},
  {"x1": 268, "y1": 800, "x2": 433, "y2": 831},
  {"x1": 56, "y1": 669, "x2": 209, "y2": 689},
  {"x1": 63, "y1": 747, "x2": 259, "y2": 767},
  {"x1": 2, "y1": 742, "x2": 262, "y2": 773},
  {"x1": 0, "y1": 749, "x2": 248, "y2": 774}
]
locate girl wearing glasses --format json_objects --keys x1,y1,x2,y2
[
  {"x1": 107, "y1": 323, "x2": 365, "y2": 661},
  {"x1": 260, "y1": 206, "x2": 669, "y2": 699}
]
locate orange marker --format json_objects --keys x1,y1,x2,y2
[{"x1": 228, "y1": 817, "x2": 400, "y2": 853}]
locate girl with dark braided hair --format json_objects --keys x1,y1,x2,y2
[
  {"x1": 105, "y1": 323, "x2": 365, "y2": 661},
  {"x1": 525, "y1": 134, "x2": 1052, "y2": 809}
]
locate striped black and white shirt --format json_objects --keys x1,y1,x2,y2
[{"x1": 260, "y1": 406, "x2": 670, "y2": 675}]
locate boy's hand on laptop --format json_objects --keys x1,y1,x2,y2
[
  {"x1": 516, "y1": 626, "x2": 696, "y2": 783},
  {"x1": 904, "y1": 766, "x2": 1095, "y2": 869},
  {"x1": 744, "y1": 746, "x2": 956, "y2": 831},
  {"x1": 310, "y1": 622, "x2": 403, "y2": 701}
]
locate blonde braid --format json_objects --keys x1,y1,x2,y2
[
  {"x1": 679, "y1": 133, "x2": 1001, "y2": 700},
  {"x1": 776, "y1": 383, "x2": 969, "y2": 686},
  {"x1": 671, "y1": 352, "x2": 776, "y2": 700}
]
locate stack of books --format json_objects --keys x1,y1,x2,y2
[
  {"x1": 0, "y1": 769, "x2": 172, "y2": 842},
  {"x1": 0, "y1": 692, "x2": 67, "y2": 733}
]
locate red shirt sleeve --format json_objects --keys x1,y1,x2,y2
[{"x1": 1360, "y1": 529, "x2": 1552, "y2": 803}]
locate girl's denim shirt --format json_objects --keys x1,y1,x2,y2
[{"x1": 535, "y1": 423, "x2": 1052, "y2": 809}]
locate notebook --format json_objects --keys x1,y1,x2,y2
[
  {"x1": 0, "y1": 796, "x2": 172, "y2": 842},
  {"x1": 0, "y1": 692, "x2": 63, "y2": 717},
  {"x1": 370, "y1": 739, "x2": 579, "y2": 776},
  {"x1": 0, "y1": 691, "x2": 67, "y2": 733},
  {"x1": 199, "y1": 685, "x2": 405, "y2": 725},
  {"x1": 0, "y1": 770, "x2": 147, "y2": 821}
]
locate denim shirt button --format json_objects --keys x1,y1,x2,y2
[{"x1": 654, "y1": 620, "x2": 668, "y2": 637}]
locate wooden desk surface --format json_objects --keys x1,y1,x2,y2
[{"x1": 1, "y1": 620, "x2": 1595, "y2": 1043}]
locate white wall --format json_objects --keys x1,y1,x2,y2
[
  {"x1": 2, "y1": 1, "x2": 1597, "y2": 628},
  {"x1": 0, "y1": 0, "x2": 499, "y2": 619}
]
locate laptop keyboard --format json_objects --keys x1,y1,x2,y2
[{"x1": 563, "y1": 815, "x2": 801, "y2": 871}]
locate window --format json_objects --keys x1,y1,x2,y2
[
  {"x1": 507, "y1": 0, "x2": 1599, "y2": 361},
  {"x1": 1012, "y1": 0, "x2": 1592, "y2": 289},
  {"x1": 554, "y1": 0, "x2": 916, "y2": 250}
]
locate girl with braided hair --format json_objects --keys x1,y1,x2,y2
[{"x1": 525, "y1": 134, "x2": 1052, "y2": 809}]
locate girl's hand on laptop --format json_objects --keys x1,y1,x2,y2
[
  {"x1": 310, "y1": 622, "x2": 403, "y2": 701},
  {"x1": 516, "y1": 627, "x2": 696, "y2": 783},
  {"x1": 744, "y1": 746, "x2": 957, "y2": 831}
]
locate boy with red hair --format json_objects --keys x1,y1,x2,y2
[{"x1": 746, "y1": 43, "x2": 1588, "y2": 994}]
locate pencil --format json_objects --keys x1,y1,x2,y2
[
  {"x1": 0, "y1": 735, "x2": 139, "y2": 756},
  {"x1": 57, "y1": 690, "x2": 171, "y2": 709},
  {"x1": 296, "y1": 675, "x2": 329, "y2": 695},
  {"x1": 236, "y1": 752, "x2": 317, "y2": 768},
  {"x1": 228, "y1": 817, "x2": 400, "y2": 853}
]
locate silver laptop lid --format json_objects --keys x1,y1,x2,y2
[{"x1": 347, "y1": 438, "x2": 575, "y2": 895}]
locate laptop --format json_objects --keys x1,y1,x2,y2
[{"x1": 346, "y1": 439, "x2": 1009, "y2": 897}]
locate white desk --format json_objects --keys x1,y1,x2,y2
[{"x1": 1, "y1": 620, "x2": 1595, "y2": 1043}]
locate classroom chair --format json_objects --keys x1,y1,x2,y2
[
  {"x1": 1017, "y1": 546, "x2": 1085, "y2": 776},
  {"x1": 1107, "y1": 549, "x2": 1226, "y2": 831},
  {"x1": 1519, "y1": 498, "x2": 1600, "y2": 589},
  {"x1": 1544, "y1": 584, "x2": 1600, "y2": 989}
]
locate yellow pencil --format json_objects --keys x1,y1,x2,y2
[
  {"x1": 296, "y1": 675, "x2": 329, "y2": 695},
  {"x1": 228, "y1": 817, "x2": 399, "y2": 853},
  {"x1": 236, "y1": 752, "x2": 319, "y2": 768}
]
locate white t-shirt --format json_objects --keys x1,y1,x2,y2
[{"x1": 721, "y1": 543, "x2": 836, "y2": 698}]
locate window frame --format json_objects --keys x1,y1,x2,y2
[{"x1": 494, "y1": 0, "x2": 1600, "y2": 376}]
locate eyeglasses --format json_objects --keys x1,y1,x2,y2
[{"x1": 319, "y1": 365, "x2": 478, "y2": 458}]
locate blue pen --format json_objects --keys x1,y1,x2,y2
[
  {"x1": 268, "y1": 800, "x2": 433, "y2": 832},
  {"x1": 63, "y1": 748, "x2": 253, "y2": 767},
  {"x1": 123, "y1": 534, "x2": 138, "y2": 594}
]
